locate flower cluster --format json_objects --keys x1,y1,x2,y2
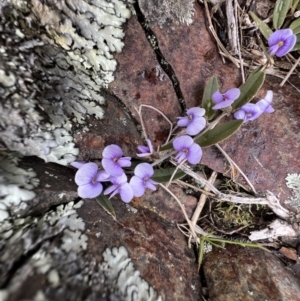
[{"x1": 72, "y1": 145, "x2": 158, "y2": 202}]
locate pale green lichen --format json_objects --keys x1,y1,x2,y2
[
  {"x1": 285, "y1": 173, "x2": 300, "y2": 211},
  {"x1": 138, "y1": 0, "x2": 195, "y2": 27}
]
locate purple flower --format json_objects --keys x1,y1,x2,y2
[
  {"x1": 173, "y1": 135, "x2": 202, "y2": 164},
  {"x1": 234, "y1": 103, "x2": 262, "y2": 122},
  {"x1": 129, "y1": 163, "x2": 158, "y2": 197},
  {"x1": 102, "y1": 144, "x2": 131, "y2": 177},
  {"x1": 74, "y1": 162, "x2": 110, "y2": 198},
  {"x1": 268, "y1": 29, "x2": 296, "y2": 57},
  {"x1": 256, "y1": 90, "x2": 274, "y2": 114},
  {"x1": 212, "y1": 88, "x2": 240, "y2": 110},
  {"x1": 177, "y1": 107, "x2": 206, "y2": 135},
  {"x1": 137, "y1": 139, "x2": 153, "y2": 157},
  {"x1": 104, "y1": 173, "x2": 133, "y2": 203}
]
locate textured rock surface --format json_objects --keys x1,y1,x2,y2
[{"x1": 203, "y1": 245, "x2": 300, "y2": 301}]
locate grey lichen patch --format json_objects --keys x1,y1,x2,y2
[
  {"x1": 0, "y1": 152, "x2": 39, "y2": 222},
  {"x1": 138, "y1": 0, "x2": 195, "y2": 27},
  {"x1": 100, "y1": 246, "x2": 162, "y2": 301},
  {"x1": 1, "y1": 0, "x2": 134, "y2": 165},
  {"x1": 285, "y1": 173, "x2": 300, "y2": 211}
]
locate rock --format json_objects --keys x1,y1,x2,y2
[{"x1": 203, "y1": 244, "x2": 300, "y2": 301}]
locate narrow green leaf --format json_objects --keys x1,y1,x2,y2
[
  {"x1": 95, "y1": 194, "x2": 116, "y2": 219},
  {"x1": 231, "y1": 67, "x2": 265, "y2": 110},
  {"x1": 152, "y1": 167, "x2": 186, "y2": 183},
  {"x1": 293, "y1": 33, "x2": 300, "y2": 50},
  {"x1": 159, "y1": 142, "x2": 173, "y2": 151},
  {"x1": 290, "y1": 18, "x2": 300, "y2": 34},
  {"x1": 273, "y1": 0, "x2": 292, "y2": 29},
  {"x1": 202, "y1": 76, "x2": 218, "y2": 120},
  {"x1": 291, "y1": 0, "x2": 300, "y2": 14},
  {"x1": 249, "y1": 12, "x2": 273, "y2": 39},
  {"x1": 195, "y1": 119, "x2": 243, "y2": 147}
]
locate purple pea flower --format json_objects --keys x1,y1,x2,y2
[
  {"x1": 104, "y1": 173, "x2": 133, "y2": 203},
  {"x1": 212, "y1": 88, "x2": 241, "y2": 110},
  {"x1": 173, "y1": 135, "x2": 202, "y2": 165},
  {"x1": 256, "y1": 90, "x2": 274, "y2": 115},
  {"x1": 137, "y1": 139, "x2": 153, "y2": 157},
  {"x1": 102, "y1": 144, "x2": 131, "y2": 177},
  {"x1": 177, "y1": 107, "x2": 206, "y2": 136},
  {"x1": 233, "y1": 103, "x2": 262, "y2": 122},
  {"x1": 75, "y1": 162, "x2": 110, "y2": 198},
  {"x1": 268, "y1": 29, "x2": 296, "y2": 57},
  {"x1": 129, "y1": 163, "x2": 158, "y2": 197}
]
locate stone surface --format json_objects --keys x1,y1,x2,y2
[{"x1": 203, "y1": 245, "x2": 300, "y2": 301}]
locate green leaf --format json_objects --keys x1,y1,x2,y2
[
  {"x1": 273, "y1": 0, "x2": 292, "y2": 29},
  {"x1": 195, "y1": 119, "x2": 243, "y2": 147},
  {"x1": 159, "y1": 142, "x2": 173, "y2": 151},
  {"x1": 231, "y1": 67, "x2": 265, "y2": 110},
  {"x1": 293, "y1": 33, "x2": 300, "y2": 50},
  {"x1": 95, "y1": 194, "x2": 116, "y2": 219},
  {"x1": 249, "y1": 12, "x2": 273, "y2": 39},
  {"x1": 152, "y1": 168, "x2": 186, "y2": 183},
  {"x1": 202, "y1": 76, "x2": 218, "y2": 120},
  {"x1": 291, "y1": 0, "x2": 300, "y2": 14},
  {"x1": 290, "y1": 18, "x2": 300, "y2": 34}
]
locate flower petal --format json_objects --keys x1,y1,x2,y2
[
  {"x1": 269, "y1": 44, "x2": 279, "y2": 56},
  {"x1": 118, "y1": 157, "x2": 132, "y2": 168},
  {"x1": 146, "y1": 139, "x2": 153, "y2": 153},
  {"x1": 186, "y1": 116, "x2": 206, "y2": 135},
  {"x1": 102, "y1": 158, "x2": 124, "y2": 176},
  {"x1": 187, "y1": 143, "x2": 202, "y2": 164},
  {"x1": 186, "y1": 107, "x2": 205, "y2": 117},
  {"x1": 104, "y1": 184, "x2": 118, "y2": 195},
  {"x1": 78, "y1": 182, "x2": 103, "y2": 199},
  {"x1": 264, "y1": 90, "x2": 273, "y2": 104},
  {"x1": 75, "y1": 162, "x2": 98, "y2": 186},
  {"x1": 102, "y1": 144, "x2": 123, "y2": 159},
  {"x1": 145, "y1": 179, "x2": 157, "y2": 191},
  {"x1": 119, "y1": 183, "x2": 134, "y2": 203},
  {"x1": 173, "y1": 135, "x2": 194, "y2": 151},
  {"x1": 175, "y1": 151, "x2": 187, "y2": 163},
  {"x1": 137, "y1": 145, "x2": 150, "y2": 153},
  {"x1": 212, "y1": 91, "x2": 223, "y2": 104},
  {"x1": 134, "y1": 163, "x2": 154, "y2": 178},
  {"x1": 233, "y1": 109, "x2": 246, "y2": 120},
  {"x1": 268, "y1": 29, "x2": 293, "y2": 47},
  {"x1": 96, "y1": 170, "x2": 110, "y2": 182},
  {"x1": 212, "y1": 99, "x2": 234, "y2": 110},
  {"x1": 70, "y1": 161, "x2": 86, "y2": 169},
  {"x1": 276, "y1": 34, "x2": 296, "y2": 57},
  {"x1": 224, "y1": 88, "x2": 240, "y2": 101},
  {"x1": 265, "y1": 106, "x2": 274, "y2": 113},
  {"x1": 177, "y1": 116, "x2": 190, "y2": 127},
  {"x1": 130, "y1": 176, "x2": 145, "y2": 197}
]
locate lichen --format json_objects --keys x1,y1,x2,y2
[
  {"x1": 138, "y1": 0, "x2": 195, "y2": 27},
  {"x1": 285, "y1": 173, "x2": 300, "y2": 211},
  {"x1": 100, "y1": 246, "x2": 162, "y2": 301},
  {"x1": 1, "y1": 0, "x2": 134, "y2": 165}
]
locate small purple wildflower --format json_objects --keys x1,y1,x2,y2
[
  {"x1": 74, "y1": 162, "x2": 110, "y2": 198},
  {"x1": 104, "y1": 173, "x2": 133, "y2": 203},
  {"x1": 137, "y1": 139, "x2": 153, "y2": 157},
  {"x1": 268, "y1": 29, "x2": 296, "y2": 57},
  {"x1": 177, "y1": 107, "x2": 206, "y2": 136},
  {"x1": 102, "y1": 144, "x2": 131, "y2": 177},
  {"x1": 233, "y1": 103, "x2": 262, "y2": 122},
  {"x1": 212, "y1": 88, "x2": 240, "y2": 110},
  {"x1": 129, "y1": 163, "x2": 158, "y2": 197},
  {"x1": 256, "y1": 90, "x2": 274, "y2": 114},
  {"x1": 173, "y1": 135, "x2": 202, "y2": 164}
]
